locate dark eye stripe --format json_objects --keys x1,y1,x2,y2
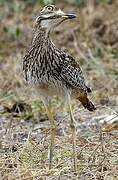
[{"x1": 41, "y1": 15, "x2": 60, "y2": 21}]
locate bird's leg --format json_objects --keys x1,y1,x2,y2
[
  {"x1": 67, "y1": 94, "x2": 78, "y2": 173},
  {"x1": 44, "y1": 98, "x2": 56, "y2": 169},
  {"x1": 69, "y1": 103, "x2": 78, "y2": 173}
]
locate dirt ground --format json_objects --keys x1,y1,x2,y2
[{"x1": 0, "y1": 1, "x2": 118, "y2": 179}]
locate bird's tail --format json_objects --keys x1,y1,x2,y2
[{"x1": 77, "y1": 92, "x2": 96, "y2": 111}]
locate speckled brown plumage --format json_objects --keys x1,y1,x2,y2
[
  {"x1": 23, "y1": 20, "x2": 95, "y2": 111},
  {"x1": 23, "y1": 4, "x2": 96, "y2": 171}
]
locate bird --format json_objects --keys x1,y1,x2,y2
[{"x1": 23, "y1": 5, "x2": 96, "y2": 172}]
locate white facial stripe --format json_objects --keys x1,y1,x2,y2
[
  {"x1": 56, "y1": 9, "x2": 65, "y2": 16},
  {"x1": 39, "y1": 9, "x2": 66, "y2": 33},
  {"x1": 41, "y1": 12, "x2": 56, "y2": 19}
]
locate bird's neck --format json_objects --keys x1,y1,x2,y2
[{"x1": 32, "y1": 26, "x2": 52, "y2": 46}]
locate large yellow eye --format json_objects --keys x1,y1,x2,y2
[
  {"x1": 41, "y1": 5, "x2": 55, "y2": 14},
  {"x1": 46, "y1": 5, "x2": 54, "y2": 12}
]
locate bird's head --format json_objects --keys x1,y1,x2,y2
[{"x1": 35, "y1": 5, "x2": 76, "y2": 34}]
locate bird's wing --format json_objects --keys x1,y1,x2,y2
[{"x1": 60, "y1": 54, "x2": 90, "y2": 92}]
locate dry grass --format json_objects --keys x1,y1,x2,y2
[
  {"x1": 0, "y1": 115, "x2": 118, "y2": 179},
  {"x1": 0, "y1": 1, "x2": 118, "y2": 179}
]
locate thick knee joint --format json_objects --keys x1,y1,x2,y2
[
  {"x1": 70, "y1": 123, "x2": 75, "y2": 129},
  {"x1": 51, "y1": 123, "x2": 56, "y2": 131}
]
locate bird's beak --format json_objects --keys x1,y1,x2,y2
[{"x1": 62, "y1": 14, "x2": 76, "y2": 19}]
